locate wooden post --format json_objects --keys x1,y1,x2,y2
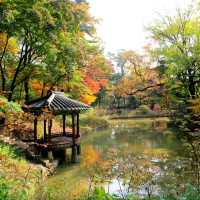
[
  {"x1": 72, "y1": 114, "x2": 75, "y2": 145},
  {"x1": 76, "y1": 113, "x2": 81, "y2": 155},
  {"x1": 71, "y1": 114, "x2": 77, "y2": 163},
  {"x1": 71, "y1": 145, "x2": 77, "y2": 163},
  {"x1": 76, "y1": 113, "x2": 80, "y2": 138},
  {"x1": 63, "y1": 114, "x2": 66, "y2": 136},
  {"x1": 48, "y1": 151, "x2": 54, "y2": 161},
  {"x1": 34, "y1": 116, "x2": 38, "y2": 142},
  {"x1": 48, "y1": 119, "x2": 52, "y2": 142},
  {"x1": 44, "y1": 119, "x2": 47, "y2": 142},
  {"x1": 77, "y1": 145, "x2": 81, "y2": 155}
]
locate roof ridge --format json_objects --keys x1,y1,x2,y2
[{"x1": 47, "y1": 93, "x2": 55, "y2": 106}]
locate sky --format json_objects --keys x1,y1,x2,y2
[{"x1": 88, "y1": 0, "x2": 194, "y2": 53}]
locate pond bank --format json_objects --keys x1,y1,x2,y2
[
  {"x1": 0, "y1": 141, "x2": 48, "y2": 200},
  {"x1": 110, "y1": 114, "x2": 171, "y2": 120}
]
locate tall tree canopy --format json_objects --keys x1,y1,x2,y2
[
  {"x1": 0, "y1": 0, "x2": 112, "y2": 104},
  {"x1": 148, "y1": 7, "x2": 200, "y2": 99}
]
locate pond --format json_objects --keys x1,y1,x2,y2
[{"x1": 43, "y1": 118, "x2": 194, "y2": 199}]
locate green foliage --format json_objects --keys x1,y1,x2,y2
[
  {"x1": 0, "y1": 0, "x2": 112, "y2": 104},
  {"x1": 78, "y1": 185, "x2": 200, "y2": 200},
  {"x1": 0, "y1": 96, "x2": 21, "y2": 114},
  {"x1": 0, "y1": 142, "x2": 41, "y2": 200},
  {"x1": 80, "y1": 109, "x2": 110, "y2": 131},
  {"x1": 86, "y1": 187, "x2": 115, "y2": 200},
  {"x1": 0, "y1": 142, "x2": 21, "y2": 159},
  {"x1": 148, "y1": 7, "x2": 200, "y2": 98},
  {"x1": 178, "y1": 184, "x2": 200, "y2": 200},
  {"x1": 132, "y1": 105, "x2": 156, "y2": 115}
]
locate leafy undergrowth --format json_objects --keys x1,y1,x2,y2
[
  {"x1": 111, "y1": 105, "x2": 163, "y2": 118},
  {"x1": 0, "y1": 142, "x2": 41, "y2": 200},
  {"x1": 77, "y1": 186, "x2": 200, "y2": 200},
  {"x1": 80, "y1": 109, "x2": 110, "y2": 134}
]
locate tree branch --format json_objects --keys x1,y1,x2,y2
[{"x1": 126, "y1": 83, "x2": 164, "y2": 96}]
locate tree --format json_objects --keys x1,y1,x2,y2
[
  {"x1": 109, "y1": 50, "x2": 163, "y2": 108},
  {"x1": 148, "y1": 7, "x2": 200, "y2": 99},
  {"x1": 0, "y1": 0, "x2": 112, "y2": 104}
]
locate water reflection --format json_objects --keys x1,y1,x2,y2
[{"x1": 44, "y1": 118, "x2": 194, "y2": 199}]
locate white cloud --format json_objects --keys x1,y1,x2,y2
[{"x1": 88, "y1": 0, "x2": 194, "y2": 53}]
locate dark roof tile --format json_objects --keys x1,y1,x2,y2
[{"x1": 23, "y1": 91, "x2": 90, "y2": 114}]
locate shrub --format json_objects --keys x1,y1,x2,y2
[
  {"x1": 0, "y1": 142, "x2": 41, "y2": 200},
  {"x1": 80, "y1": 109, "x2": 110, "y2": 131},
  {"x1": 0, "y1": 96, "x2": 21, "y2": 114},
  {"x1": 133, "y1": 105, "x2": 156, "y2": 115}
]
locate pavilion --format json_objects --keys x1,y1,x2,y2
[{"x1": 23, "y1": 91, "x2": 90, "y2": 163}]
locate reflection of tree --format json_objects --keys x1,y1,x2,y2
[
  {"x1": 184, "y1": 135, "x2": 200, "y2": 192},
  {"x1": 81, "y1": 143, "x2": 171, "y2": 198},
  {"x1": 81, "y1": 120, "x2": 198, "y2": 198}
]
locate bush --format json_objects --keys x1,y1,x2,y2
[
  {"x1": 132, "y1": 105, "x2": 156, "y2": 116},
  {"x1": 77, "y1": 185, "x2": 200, "y2": 200},
  {"x1": 0, "y1": 142, "x2": 41, "y2": 200},
  {"x1": 0, "y1": 96, "x2": 21, "y2": 114},
  {"x1": 80, "y1": 109, "x2": 110, "y2": 131},
  {"x1": 78, "y1": 187, "x2": 116, "y2": 200}
]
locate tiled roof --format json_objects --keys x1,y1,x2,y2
[{"x1": 23, "y1": 91, "x2": 90, "y2": 114}]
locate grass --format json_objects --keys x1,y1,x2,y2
[
  {"x1": 0, "y1": 142, "x2": 42, "y2": 200},
  {"x1": 80, "y1": 109, "x2": 110, "y2": 134},
  {"x1": 110, "y1": 105, "x2": 162, "y2": 118}
]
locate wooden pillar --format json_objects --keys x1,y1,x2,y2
[
  {"x1": 76, "y1": 113, "x2": 80, "y2": 138},
  {"x1": 48, "y1": 151, "x2": 54, "y2": 161},
  {"x1": 63, "y1": 114, "x2": 66, "y2": 136},
  {"x1": 76, "y1": 113, "x2": 81, "y2": 155},
  {"x1": 77, "y1": 145, "x2": 81, "y2": 155},
  {"x1": 48, "y1": 119, "x2": 52, "y2": 142},
  {"x1": 71, "y1": 145, "x2": 77, "y2": 163},
  {"x1": 43, "y1": 119, "x2": 47, "y2": 142},
  {"x1": 72, "y1": 114, "x2": 75, "y2": 145},
  {"x1": 71, "y1": 114, "x2": 77, "y2": 163},
  {"x1": 34, "y1": 116, "x2": 38, "y2": 142}
]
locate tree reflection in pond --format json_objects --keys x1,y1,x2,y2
[{"x1": 44, "y1": 118, "x2": 198, "y2": 199}]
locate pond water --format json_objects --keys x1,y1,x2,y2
[{"x1": 43, "y1": 118, "x2": 194, "y2": 199}]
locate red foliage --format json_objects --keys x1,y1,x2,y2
[{"x1": 81, "y1": 55, "x2": 112, "y2": 95}]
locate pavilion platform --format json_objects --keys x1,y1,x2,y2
[{"x1": 23, "y1": 91, "x2": 90, "y2": 163}]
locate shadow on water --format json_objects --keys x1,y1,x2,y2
[{"x1": 42, "y1": 118, "x2": 194, "y2": 199}]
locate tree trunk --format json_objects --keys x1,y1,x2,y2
[
  {"x1": 0, "y1": 34, "x2": 9, "y2": 92},
  {"x1": 24, "y1": 79, "x2": 29, "y2": 103},
  {"x1": 8, "y1": 41, "x2": 28, "y2": 101},
  {"x1": 189, "y1": 79, "x2": 196, "y2": 98},
  {"x1": 8, "y1": 56, "x2": 24, "y2": 101}
]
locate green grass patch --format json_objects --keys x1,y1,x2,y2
[{"x1": 0, "y1": 142, "x2": 41, "y2": 200}]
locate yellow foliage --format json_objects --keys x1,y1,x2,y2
[
  {"x1": 111, "y1": 67, "x2": 161, "y2": 98},
  {"x1": 72, "y1": 2, "x2": 93, "y2": 24},
  {"x1": 81, "y1": 89, "x2": 96, "y2": 105},
  {"x1": 190, "y1": 98, "x2": 200, "y2": 114},
  {"x1": 81, "y1": 145, "x2": 100, "y2": 169},
  {"x1": 143, "y1": 148, "x2": 169, "y2": 160},
  {"x1": 68, "y1": 182, "x2": 87, "y2": 200},
  {"x1": 0, "y1": 33, "x2": 18, "y2": 54}
]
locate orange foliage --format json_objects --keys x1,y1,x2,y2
[
  {"x1": 83, "y1": 75, "x2": 101, "y2": 94},
  {"x1": 81, "y1": 93, "x2": 96, "y2": 105},
  {"x1": 0, "y1": 33, "x2": 18, "y2": 54},
  {"x1": 31, "y1": 81, "x2": 43, "y2": 96},
  {"x1": 80, "y1": 55, "x2": 112, "y2": 104},
  {"x1": 82, "y1": 145, "x2": 100, "y2": 168}
]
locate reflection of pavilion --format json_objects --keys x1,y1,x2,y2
[{"x1": 23, "y1": 91, "x2": 90, "y2": 163}]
